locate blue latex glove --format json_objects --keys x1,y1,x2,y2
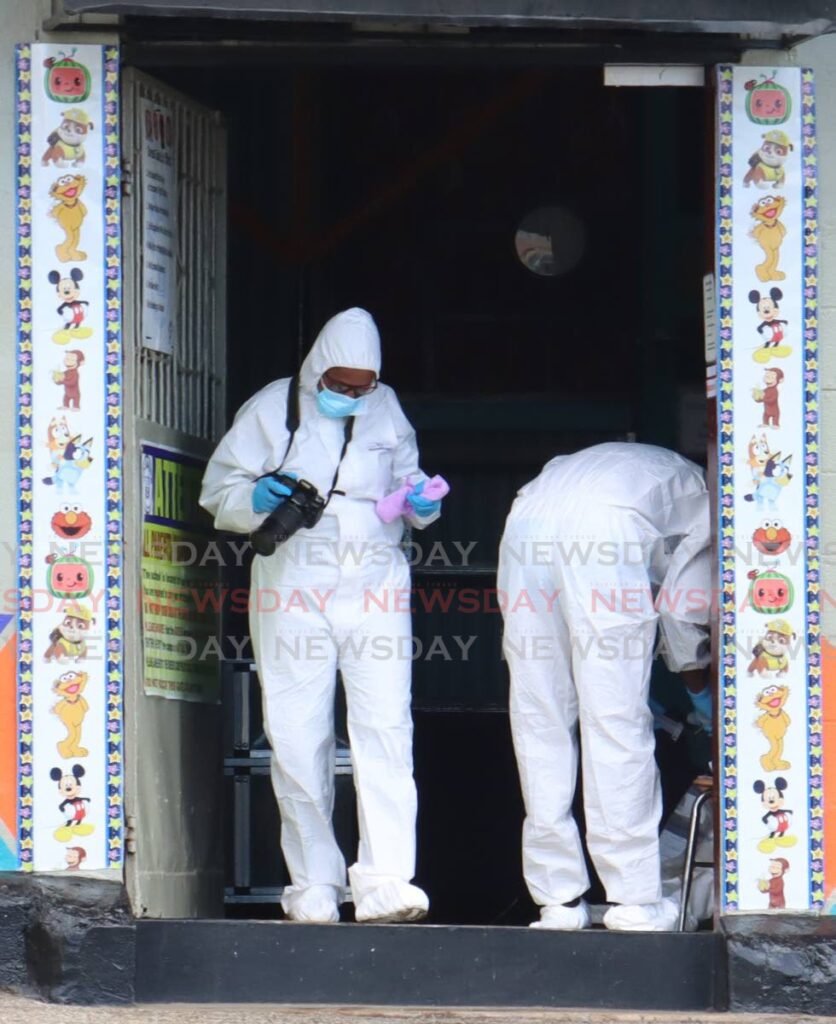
[
  {"x1": 406, "y1": 479, "x2": 441, "y2": 517},
  {"x1": 688, "y1": 686, "x2": 713, "y2": 737},
  {"x1": 252, "y1": 474, "x2": 295, "y2": 514}
]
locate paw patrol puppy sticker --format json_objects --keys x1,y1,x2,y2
[
  {"x1": 747, "y1": 618, "x2": 796, "y2": 677},
  {"x1": 45, "y1": 551, "x2": 94, "y2": 599},
  {"x1": 753, "y1": 778, "x2": 796, "y2": 853},
  {"x1": 50, "y1": 764, "x2": 94, "y2": 842},
  {"x1": 752, "y1": 367, "x2": 783, "y2": 429},
  {"x1": 42, "y1": 109, "x2": 94, "y2": 168},
  {"x1": 743, "y1": 130, "x2": 793, "y2": 189},
  {"x1": 747, "y1": 569, "x2": 794, "y2": 614},
  {"x1": 49, "y1": 268, "x2": 92, "y2": 343},
  {"x1": 51, "y1": 670, "x2": 89, "y2": 759},
  {"x1": 754, "y1": 684, "x2": 791, "y2": 772},
  {"x1": 48, "y1": 174, "x2": 87, "y2": 263},
  {"x1": 44, "y1": 601, "x2": 95, "y2": 663},
  {"x1": 749, "y1": 288, "x2": 791, "y2": 362},
  {"x1": 749, "y1": 195, "x2": 787, "y2": 282}
]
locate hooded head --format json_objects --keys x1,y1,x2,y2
[{"x1": 299, "y1": 308, "x2": 381, "y2": 393}]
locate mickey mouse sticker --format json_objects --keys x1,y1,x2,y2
[
  {"x1": 753, "y1": 777, "x2": 797, "y2": 853},
  {"x1": 750, "y1": 288, "x2": 791, "y2": 362},
  {"x1": 49, "y1": 268, "x2": 92, "y2": 343},
  {"x1": 51, "y1": 763, "x2": 94, "y2": 842}
]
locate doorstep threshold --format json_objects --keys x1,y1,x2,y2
[{"x1": 135, "y1": 919, "x2": 725, "y2": 1010}]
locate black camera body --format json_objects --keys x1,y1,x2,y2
[{"x1": 250, "y1": 473, "x2": 326, "y2": 556}]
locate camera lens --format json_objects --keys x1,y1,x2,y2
[{"x1": 249, "y1": 476, "x2": 325, "y2": 556}]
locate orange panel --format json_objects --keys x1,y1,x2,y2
[
  {"x1": 0, "y1": 635, "x2": 16, "y2": 840},
  {"x1": 822, "y1": 638, "x2": 836, "y2": 906}
]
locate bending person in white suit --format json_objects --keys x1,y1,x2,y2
[
  {"x1": 498, "y1": 443, "x2": 711, "y2": 931},
  {"x1": 201, "y1": 308, "x2": 443, "y2": 925}
]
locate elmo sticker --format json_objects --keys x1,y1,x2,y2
[
  {"x1": 51, "y1": 503, "x2": 93, "y2": 541},
  {"x1": 748, "y1": 569, "x2": 794, "y2": 614},
  {"x1": 46, "y1": 552, "x2": 94, "y2": 599},
  {"x1": 752, "y1": 518, "x2": 792, "y2": 559},
  {"x1": 43, "y1": 51, "x2": 91, "y2": 103}
]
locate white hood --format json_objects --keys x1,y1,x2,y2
[{"x1": 299, "y1": 308, "x2": 381, "y2": 392}]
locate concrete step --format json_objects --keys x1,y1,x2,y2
[{"x1": 135, "y1": 921, "x2": 725, "y2": 1010}]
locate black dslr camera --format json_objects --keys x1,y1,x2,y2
[{"x1": 250, "y1": 472, "x2": 326, "y2": 556}]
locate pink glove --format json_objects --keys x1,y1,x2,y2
[{"x1": 376, "y1": 475, "x2": 450, "y2": 523}]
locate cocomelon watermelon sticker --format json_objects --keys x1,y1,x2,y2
[
  {"x1": 43, "y1": 50, "x2": 92, "y2": 104},
  {"x1": 744, "y1": 72, "x2": 792, "y2": 125}
]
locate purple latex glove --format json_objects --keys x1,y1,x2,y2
[{"x1": 376, "y1": 475, "x2": 449, "y2": 523}]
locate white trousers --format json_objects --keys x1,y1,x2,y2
[
  {"x1": 499, "y1": 506, "x2": 662, "y2": 906},
  {"x1": 250, "y1": 540, "x2": 417, "y2": 902}
]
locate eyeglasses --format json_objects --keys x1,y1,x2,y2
[{"x1": 320, "y1": 371, "x2": 378, "y2": 398}]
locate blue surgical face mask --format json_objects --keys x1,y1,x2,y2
[{"x1": 317, "y1": 387, "x2": 366, "y2": 418}]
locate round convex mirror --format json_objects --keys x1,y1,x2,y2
[{"x1": 514, "y1": 206, "x2": 586, "y2": 277}]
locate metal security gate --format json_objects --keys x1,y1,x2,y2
[
  {"x1": 123, "y1": 70, "x2": 226, "y2": 439},
  {"x1": 121, "y1": 68, "x2": 228, "y2": 917}
]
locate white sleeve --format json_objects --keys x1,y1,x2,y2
[
  {"x1": 388, "y1": 392, "x2": 440, "y2": 531},
  {"x1": 199, "y1": 385, "x2": 291, "y2": 535},
  {"x1": 657, "y1": 491, "x2": 712, "y2": 673}
]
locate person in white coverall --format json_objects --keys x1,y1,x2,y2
[
  {"x1": 200, "y1": 308, "x2": 442, "y2": 925},
  {"x1": 498, "y1": 443, "x2": 711, "y2": 932}
]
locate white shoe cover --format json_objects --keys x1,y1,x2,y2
[
  {"x1": 530, "y1": 900, "x2": 590, "y2": 931},
  {"x1": 281, "y1": 884, "x2": 340, "y2": 924},
  {"x1": 354, "y1": 879, "x2": 429, "y2": 923},
  {"x1": 603, "y1": 898, "x2": 679, "y2": 932}
]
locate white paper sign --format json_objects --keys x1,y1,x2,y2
[{"x1": 140, "y1": 97, "x2": 176, "y2": 354}]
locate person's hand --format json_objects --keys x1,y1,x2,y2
[
  {"x1": 406, "y1": 480, "x2": 441, "y2": 517},
  {"x1": 252, "y1": 474, "x2": 295, "y2": 514}
]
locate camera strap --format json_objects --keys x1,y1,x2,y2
[
  {"x1": 326, "y1": 416, "x2": 354, "y2": 503},
  {"x1": 264, "y1": 373, "x2": 355, "y2": 502}
]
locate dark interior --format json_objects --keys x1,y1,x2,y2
[{"x1": 152, "y1": 59, "x2": 710, "y2": 924}]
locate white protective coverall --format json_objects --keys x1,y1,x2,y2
[
  {"x1": 498, "y1": 443, "x2": 710, "y2": 925},
  {"x1": 200, "y1": 308, "x2": 439, "y2": 923}
]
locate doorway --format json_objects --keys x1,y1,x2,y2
[{"x1": 127, "y1": 56, "x2": 711, "y2": 924}]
